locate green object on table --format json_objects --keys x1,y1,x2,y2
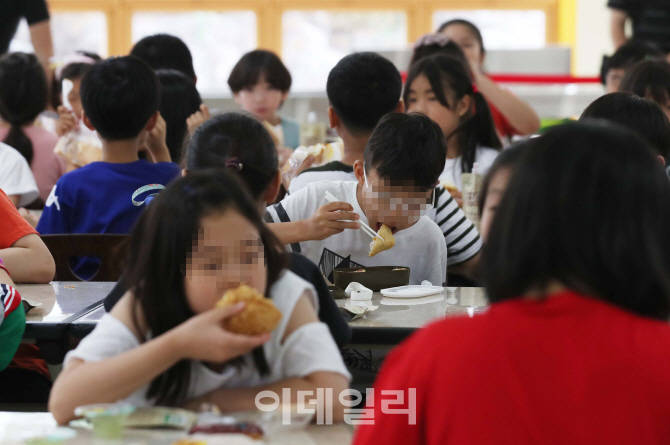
[{"x1": 91, "y1": 414, "x2": 125, "y2": 440}]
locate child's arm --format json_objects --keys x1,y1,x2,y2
[
  {"x1": 610, "y1": 8, "x2": 628, "y2": 49},
  {"x1": 49, "y1": 298, "x2": 271, "y2": 425},
  {"x1": 268, "y1": 201, "x2": 360, "y2": 245},
  {"x1": 182, "y1": 293, "x2": 350, "y2": 422},
  {"x1": 144, "y1": 113, "x2": 172, "y2": 163},
  {"x1": 473, "y1": 71, "x2": 541, "y2": 136},
  {"x1": 0, "y1": 234, "x2": 55, "y2": 284}
]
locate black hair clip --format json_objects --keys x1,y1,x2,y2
[{"x1": 225, "y1": 158, "x2": 244, "y2": 171}]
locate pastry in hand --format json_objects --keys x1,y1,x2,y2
[
  {"x1": 441, "y1": 181, "x2": 458, "y2": 193},
  {"x1": 216, "y1": 284, "x2": 282, "y2": 335},
  {"x1": 369, "y1": 224, "x2": 396, "y2": 257}
]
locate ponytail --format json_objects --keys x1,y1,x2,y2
[
  {"x1": 3, "y1": 124, "x2": 33, "y2": 165},
  {"x1": 459, "y1": 90, "x2": 502, "y2": 173},
  {"x1": 404, "y1": 54, "x2": 501, "y2": 175},
  {"x1": 0, "y1": 52, "x2": 48, "y2": 167}
]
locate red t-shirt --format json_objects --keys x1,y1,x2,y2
[
  {"x1": 0, "y1": 188, "x2": 36, "y2": 248},
  {"x1": 353, "y1": 291, "x2": 670, "y2": 445}
]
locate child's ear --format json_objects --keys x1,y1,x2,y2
[
  {"x1": 233, "y1": 92, "x2": 241, "y2": 105},
  {"x1": 145, "y1": 111, "x2": 159, "y2": 132},
  {"x1": 82, "y1": 113, "x2": 95, "y2": 131},
  {"x1": 264, "y1": 169, "x2": 282, "y2": 204},
  {"x1": 328, "y1": 107, "x2": 339, "y2": 129},
  {"x1": 353, "y1": 160, "x2": 366, "y2": 186},
  {"x1": 657, "y1": 155, "x2": 666, "y2": 166},
  {"x1": 396, "y1": 100, "x2": 406, "y2": 113},
  {"x1": 457, "y1": 95, "x2": 472, "y2": 118},
  {"x1": 181, "y1": 168, "x2": 188, "y2": 177}
]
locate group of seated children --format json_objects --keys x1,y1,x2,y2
[{"x1": 2, "y1": 16, "x2": 670, "y2": 443}]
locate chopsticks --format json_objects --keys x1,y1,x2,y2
[{"x1": 324, "y1": 191, "x2": 384, "y2": 241}]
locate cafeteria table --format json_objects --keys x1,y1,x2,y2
[
  {"x1": 336, "y1": 287, "x2": 488, "y2": 344},
  {"x1": 0, "y1": 411, "x2": 354, "y2": 444},
  {"x1": 17, "y1": 282, "x2": 115, "y2": 363}
]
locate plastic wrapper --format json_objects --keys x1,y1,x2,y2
[{"x1": 461, "y1": 166, "x2": 483, "y2": 230}]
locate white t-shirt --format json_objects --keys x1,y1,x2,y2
[
  {"x1": 266, "y1": 180, "x2": 448, "y2": 286},
  {"x1": 64, "y1": 270, "x2": 350, "y2": 407},
  {"x1": 288, "y1": 162, "x2": 355, "y2": 195},
  {"x1": 440, "y1": 147, "x2": 500, "y2": 191},
  {"x1": 0, "y1": 142, "x2": 39, "y2": 207}
]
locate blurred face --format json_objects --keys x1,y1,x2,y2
[
  {"x1": 441, "y1": 24, "x2": 484, "y2": 68},
  {"x1": 605, "y1": 68, "x2": 625, "y2": 94},
  {"x1": 480, "y1": 167, "x2": 512, "y2": 241},
  {"x1": 67, "y1": 78, "x2": 84, "y2": 120},
  {"x1": 234, "y1": 75, "x2": 288, "y2": 123},
  {"x1": 356, "y1": 164, "x2": 434, "y2": 233},
  {"x1": 184, "y1": 209, "x2": 267, "y2": 314},
  {"x1": 406, "y1": 74, "x2": 468, "y2": 145}
]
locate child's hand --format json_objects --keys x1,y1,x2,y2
[
  {"x1": 145, "y1": 113, "x2": 171, "y2": 163},
  {"x1": 56, "y1": 106, "x2": 77, "y2": 137},
  {"x1": 449, "y1": 190, "x2": 463, "y2": 208},
  {"x1": 281, "y1": 155, "x2": 315, "y2": 190},
  {"x1": 187, "y1": 104, "x2": 210, "y2": 135},
  {"x1": 305, "y1": 201, "x2": 360, "y2": 240},
  {"x1": 171, "y1": 303, "x2": 271, "y2": 363}
]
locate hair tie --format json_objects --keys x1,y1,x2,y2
[
  {"x1": 413, "y1": 33, "x2": 452, "y2": 50},
  {"x1": 472, "y1": 84, "x2": 479, "y2": 94},
  {"x1": 225, "y1": 158, "x2": 243, "y2": 171}
]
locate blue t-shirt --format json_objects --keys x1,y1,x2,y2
[{"x1": 37, "y1": 160, "x2": 180, "y2": 278}]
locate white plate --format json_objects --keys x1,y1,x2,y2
[
  {"x1": 381, "y1": 295, "x2": 444, "y2": 306},
  {"x1": 380, "y1": 285, "x2": 444, "y2": 299}
]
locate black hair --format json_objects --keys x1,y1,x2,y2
[
  {"x1": 438, "y1": 19, "x2": 485, "y2": 55},
  {"x1": 228, "y1": 50, "x2": 291, "y2": 94},
  {"x1": 478, "y1": 140, "x2": 533, "y2": 216},
  {"x1": 409, "y1": 37, "x2": 468, "y2": 68},
  {"x1": 483, "y1": 122, "x2": 670, "y2": 320},
  {"x1": 364, "y1": 112, "x2": 446, "y2": 190},
  {"x1": 404, "y1": 54, "x2": 502, "y2": 174},
  {"x1": 124, "y1": 170, "x2": 288, "y2": 406},
  {"x1": 51, "y1": 51, "x2": 102, "y2": 110},
  {"x1": 600, "y1": 40, "x2": 664, "y2": 85},
  {"x1": 185, "y1": 113, "x2": 278, "y2": 200},
  {"x1": 580, "y1": 92, "x2": 670, "y2": 158},
  {"x1": 0, "y1": 52, "x2": 48, "y2": 165},
  {"x1": 326, "y1": 52, "x2": 402, "y2": 136},
  {"x1": 156, "y1": 69, "x2": 202, "y2": 164},
  {"x1": 619, "y1": 59, "x2": 670, "y2": 106},
  {"x1": 130, "y1": 34, "x2": 196, "y2": 80},
  {"x1": 80, "y1": 56, "x2": 161, "y2": 140}
]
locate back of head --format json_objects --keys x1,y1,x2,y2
[
  {"x1": 228, "y1": 50, "x2": 291, "y2": 94},
  {"x1": 484, "y1": 122, "x2": 670, "y2": 320},
  {"x1": 364, "y1": 112, "x2": 446, "y2": 190},
  {"x1": 156, "y1": 69, "x2": 201, "y2": 163},
  {"x1": 184, "y1": 112, "x2": 278, "y2": 200},
  {"x1": 0, "y1": 52, "x2": 47, "y2": 165},
  {"x1": 81, "y1": 56, "x2": 160, "y2": 140},
  {"x1": 410, "y1": 33, "x2": 468, "y2": 68},
  {"x1": 131, "y1": 34, "x2": 195, "y2": 80},
  {"x1": 607, "y1": 40, "x2": 663, "y2": 72},
  {"x1": 619, "y1": 59, "x2": 670, "y2": 105},
  {"x1": 326, "y1": 52, "x2": 402, "y2": 136},
  {"x1": 580, "y1": 92, "x2": 670, "y2": 158},
  {"x1": 437, "y1": 19, "x2": 485, "y2": 55}
]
